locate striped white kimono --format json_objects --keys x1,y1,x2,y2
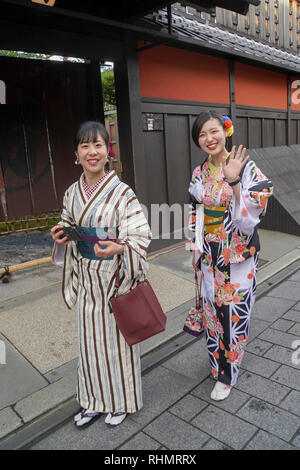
[{"x1": 56, "y1": 171, "x2": 152, "y2": 414}]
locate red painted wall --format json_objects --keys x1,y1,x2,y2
[
  {"x1": 138, "y1": 44, "x2": 289, "y2": 111},
  {"x1": 138, "y1": 45, "x2": 230, "y2": 104},
  {"x1": 235, "y1": 62, "x2": 287, "y2": 110}
]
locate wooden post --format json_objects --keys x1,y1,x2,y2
[
  {"x1": 114, "y1": 33, "x2": 148, "y2": 205},
  {"x1": 0, "y1": 162, "x2": 8, "y2": 221},
  {"x1": 287, "y1": 74, "x2": 291, "y2": 146},
  {"x1": 229, "y1": 60, "x2": 237, "y2": 146},
  {"x1": 247, "y1": 116, "x2": 251, "y2": 149}
]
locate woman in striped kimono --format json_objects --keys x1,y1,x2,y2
[
  {"x1": 51, "y1": 121, "x2": 152, "y2": 428},
  {"x1": 188, "y1": 111, "x2": 273, "y2": 401}
]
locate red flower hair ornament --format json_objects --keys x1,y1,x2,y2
[{"x1": 222, "y1": 116, "x2": 234, "y2": 137}]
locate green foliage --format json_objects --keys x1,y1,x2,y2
[
  {"x1": 0, "y1": 212, "x2": 61, "y2": 234},
  {"x1": 101, "y1": 68, "x2": 116, "y2": 111},
  {"x1": 0, "y1": 49, "x2": 51, "y2": 60},
  {"x1": 0, "y1": 50, "x2": 84, "y2": 62}
]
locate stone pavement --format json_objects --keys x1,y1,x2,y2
[
  {"x1": 29, "y1": 270, "x2": 300, "y2": 451},
  {"x1": 0, "y1": 229, "x2": 300, "y2": 450}
]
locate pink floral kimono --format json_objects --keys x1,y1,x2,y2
[{"x1": 189, "y1": 155, "x2": 273, "y2": 386}]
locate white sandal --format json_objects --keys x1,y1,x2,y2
[
  {"x1": 74, "y1": 408, "x2": 86, "y2": 422},
  {"x1": 210, "y1": 381, "x2": 232, "y2": 401},
  {"x1": 105, "y1": 412, "x2": 127, "y2": 427},
  {"x1": 74, "y1": 410, "x2": 101, "y2": 429}
]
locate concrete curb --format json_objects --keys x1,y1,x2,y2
[{"x1": 257, "y1": 247, "x2": 300, "y2": 285}]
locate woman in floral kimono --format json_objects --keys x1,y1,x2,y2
[
  {"x1": 51, "y1": 121, "x2": 152, "y2": 428},
  {"x1": 189, "y1": 110, "x2": 273, "y2": 401}
]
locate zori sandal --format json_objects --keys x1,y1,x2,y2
[
  {"x1": 210, "y1": 381, "x2": 232, "y2": 401},
  {"x1": 74, "y1": 410, "x2": 101, "y2": 429},
  {"x1": 105, "y1": 412, "x2": 127, "y2": 427},
  {"x1": 74, "y1": 408, "x2": 86, "y2": 422}
]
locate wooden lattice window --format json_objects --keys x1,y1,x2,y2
[
  {"x1": 274, "y1": 0, "x2": 279, "y2": 44},
  {"x1": 297, "y1": 0, "x2": 300, "y2": 50},
  {"x1": 289, "y1": 0, "x2": 295, "y2": 47},
  {"x1": 255, "y1": 3, "x2": 260, "y2": 34},
  {"x1": 265, "y1": 0, "x2": 270, "y2": 39}
]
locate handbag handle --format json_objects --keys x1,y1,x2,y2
[
  {"x1": 114, "y1": 239, "x2": 145, "y2": 290},
  {"x1": 194, "y1": 269, "x2": 202, "y2": 310}
]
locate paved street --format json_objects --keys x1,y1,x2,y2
[
  {"x1": 0, "y1": 229, "x2": 300, "y2": 450},
  {"x1": 30, "y1": 272, "x2": 300, "y2": 450}
]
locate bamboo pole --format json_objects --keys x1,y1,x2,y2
[
  {"x1": 0, "y1": 241, "x2": 186, "y2": 276},
  {"x1": 0, "y1": 257, "x2": 52, "y2": 275}
]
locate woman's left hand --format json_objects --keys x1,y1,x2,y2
[
  {"x1": 222, "y1": 145, "x2": 249, "y2": 183},
  {"x1": 94, "y1": 240, "x2": 124, "y2": 258}
]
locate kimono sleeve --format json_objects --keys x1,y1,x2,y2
[
  {"x1": 118, "y1": 188, "x2": 152, "y2": 280},
  {"x1": 188, "y1": 166, "x2": 204, "y2": 260},
  {"x1": 188, "y1": 166, "x2": 205, "y2": 206},
  {"x1": 56, "y1": 186, "x2": 80, "y2": 309},
  {"x1": 231, "y1": 160, "x2": 273, "y2": 236},
  {"x1": 59, "y1": 189, "x2": 74, "y2": 227},
  {"x1": 52, "y1": 187, "x2": 76, "y2": 269}
]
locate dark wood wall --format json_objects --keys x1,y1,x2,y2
[
  {"x1": 142, "y1": 97, "x2": 300, "y2": 247},
  {"x1": 142, "y1": 97, "x2": 300, "y2": 203},
  {"x1": 0, "y1": 56, "x2": 101, "y2": 220},
  {"x1": 235, "y1": 107, "x2": 300, "y2": 148}
]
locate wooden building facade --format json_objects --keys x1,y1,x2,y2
[
  {"x1": 190, "y1": 0, "x2": 300, "y2": 53},
  {"x1": 138, "y1": 39, "x2": 300, "y2": 248},
  {"x1": 0, "y1": 0, "x2": 300, "y2": 249}
]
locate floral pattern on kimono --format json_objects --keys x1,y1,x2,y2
[{"x1": 188, "y1": 156, "x2": 273, "y2": 386}]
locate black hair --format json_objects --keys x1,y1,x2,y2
[
  {"x1": 192, "y1": 110, "x2": 226, "y2": 148},
  {"x1": 74, "y1": 121, "x2": 109, "y2": 151}
]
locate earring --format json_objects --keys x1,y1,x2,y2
[{"x1": 75, "y1": 158, "x2": 81, "y2": 166}]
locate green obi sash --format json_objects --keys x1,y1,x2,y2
[{"x1": 75, "y1": 226, "x2": 118, "y2": 260}]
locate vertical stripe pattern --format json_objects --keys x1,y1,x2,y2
[
  {"x1": 59, "y1": 171, "x2": 151, "y2": 414},
  {"x1": 76, "y1": 257, "x2": 143, "y2": 412}
]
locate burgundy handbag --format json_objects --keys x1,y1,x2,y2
[{"x1": 109, "y1": 242, "x2": 167, "y2": 346}]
